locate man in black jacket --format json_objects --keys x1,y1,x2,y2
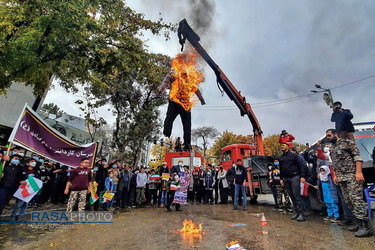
[
  {"x1": 170, "y1": 160, "x2": 185, "y2": 177},
  {"x1": 330, "y1": 101, "x2": 355, "y2": 142},
  {"x1": 233, "y1": 159, "x2": 248, "y2": 211},
  {"x1": 0, "y1": 154, "x2": 26, "y2": 216},
  {"x1": 279, "y1": 143, "x2": 307, "y2": 221}
]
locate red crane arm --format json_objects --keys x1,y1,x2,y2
[{"x1": 178, "y1": 19, "x2": 264, "y2": 155}]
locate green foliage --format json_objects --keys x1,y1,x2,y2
[
  {"x1": 263, "y1": 134, "x2": 282, "y2": 157},
  {"x1": 74, "y1": 87, "x2": 107, "y2": 142},
  {"x1": 41, "y1": 102, "x2": 63, "y2": 118},
  {"x1": 263, "y1": 134, "x2": 306, "y2": 157},
  {"x1": 0, "y1": 0, "x2": 174, "y2": 166},
  {"x1": 0, "y1": 0, "x2": 173, "y2": 95},
  {"x1": 149, "y1": 138, "x2": 173, "y2": 169},
  {"x1": 211, "y1": 130, "x2": 239, "y2": 161}
]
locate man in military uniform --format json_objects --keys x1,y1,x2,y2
[{"x1": 326, "y1": 129, "x2": 372, "y2": 237}]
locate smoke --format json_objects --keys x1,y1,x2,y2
[
  {"x1": 189, "y1": 0, "x2": 216, "y2": 37},
  {"x1": 137, "y1": 0, "x2": 216, "y2": 47}
]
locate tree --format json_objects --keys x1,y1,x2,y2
[
  {"x1": 95, "y1": 124, "x2": 113, "y2": 159},
  {"x1": 263, "y1": 134, "x2": 306, "y2": 157},
  {"x1": 211, "y1": 130, "x2": 238, "y2": 161},
  {"x1": 263, "y1": 134, "x2": 282, "y2": 157},
  {"x1": 192, "y1": 126, "x2": 219, "y2": 159},
  {"x1": 292, "y1": 142, "x2": 307, "y2": 154},
  {"x1": 75, "y1": 86, "x2": 107, "y2": 142},
  {"x1": 96, "y1": 51, "x2": 171, "y2": 166},
  {"x1": 149, "y1": 138, "x2": 173, "y2": 169},
  {"x1": 41, "y1": 102, "x2": 63, "y2": 118},
  {"x1": 236, "y1": 134, "x2": 254, "y2": 144},
  {"x1": 0, "y1": 0, "x2": 172, "y2": 95}
]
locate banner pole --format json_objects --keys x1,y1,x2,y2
[
  {"x1": 6, "y1": 142, "x2": 12, "y2": 156},
  {"x1": 0, "y1": 142, "x2": 12, "y2": 181}
]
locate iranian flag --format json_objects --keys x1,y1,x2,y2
[
  {"x1": 300, "y1": 182, "x2": 309, "y2": 197},
  {"x1": 150, "y1": 174, "x2": 160, "y2": 180},
  {"x1": 170, "y1": 183, "x2": 180, "y2": 191},
  {"x1": 90, "y1": 193, "x2": 99, "y2": 204},
  {"x1": 21, "y1": 176, "x2": 42, "y2": 197},
  {"x1": 14, "y1": 176, "x2": 43, "y2": 202}
]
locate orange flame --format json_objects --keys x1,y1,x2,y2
[
  {"x1": 169, "y1": 51, "x2": 204, "y2": 112},
  {"x1": 180, "y1": 219, "x2": 203, "y2": 234}
]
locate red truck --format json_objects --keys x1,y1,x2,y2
[
  {"x1": 164, "y1": 150, "x2": 206, "y2": 170},
  {"x1": 220, "y1": 144, "x2": 274, "y2": 203}
]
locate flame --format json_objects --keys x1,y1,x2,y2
[
  {"x1": 180, "y1": 219, "x2": 203, "y2": 235},
  {"x1": 169, "y1": 51, "x2": 204, "y2": 112}
]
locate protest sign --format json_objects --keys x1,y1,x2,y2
[
  {"x1": 173, "y1": 173, "x2": 190, "y2": 205},
  {"x1": 8, "y1": 104, "x2": 98, "y2": 168},
  {"x1": 103, "y1": 191, "x2": 114, "y2": 203},
  {"x1": 161, "y1": 173, "x2": 170, "y2": 181}
]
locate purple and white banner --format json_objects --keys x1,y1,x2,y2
[{"x1": 8, "y1": 105, "x2": 98, "y2": 168}]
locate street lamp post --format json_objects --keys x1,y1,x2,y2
[{"x1": 311, "y1": 84, "x2": 334, "y2": 108}]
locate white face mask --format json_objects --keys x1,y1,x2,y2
[
  {"x1": 30, "y1": 162, "x2": 37, "y2": 167},
  {"x1": 19, "y1": 153, "x2": 25, "y2": 157},
  {"x1": 178, "y1": 162, "x2": 183, "y2": 166}
]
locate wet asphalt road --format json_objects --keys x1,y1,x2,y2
[{"x1": 0, "y1": 195, "x2": 374, "y2": 249}]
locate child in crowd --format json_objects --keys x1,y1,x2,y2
[
  {"x1": 103, "y1": 170, "x2": 115, "y2": 210},
  {"x1": 267, "y1": 162, "x2": 279, "y2": 208},
  {"x1": 203, "y1": 169, "x2": 215, "y2": 205},
  {"x1": 10, "y1": 158, "x2": 34, "y2": 221},
  {"x1": 318, "y1": 165, "x2": 340, "y2": 223}
]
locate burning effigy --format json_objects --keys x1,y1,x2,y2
[{"x1": 159, "y1": 51, "x2": 205, "y2": 151}]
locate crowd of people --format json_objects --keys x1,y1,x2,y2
[
  {"x1": 266, "y1": 101, "x2": 372, "y2": 238},
  {"x1": 0, "y1": 151, "x2": 248, "y2": 219},
  {"x1": 0, "y1": 101, "x2": 373, "y2": 239}
]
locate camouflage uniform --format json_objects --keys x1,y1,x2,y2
[
  {"x1": 66, "y1": 190, "x2": 88, "y2": 212},
  {"x1": 330, "y1": 139, "x2": 367, "y2": 220},
  {"x1": 276, "y1": 185, "x2": 292, "y2": 209}
]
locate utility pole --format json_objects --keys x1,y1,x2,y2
[{"x1": 311, "y1": 84, "x2": 334, "y2": 108}]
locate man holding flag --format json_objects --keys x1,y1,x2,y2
[
  {"x1": 0, "y1": 153, "x2": 26, "y2": 216},
  {"x1": 11, "y1": 158, "x2": 43, "y2": 221}
]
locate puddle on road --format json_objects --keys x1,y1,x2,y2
[{"x1": 169, "y1": 229, "x2": 206, "y2": 248}]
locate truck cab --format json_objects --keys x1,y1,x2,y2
[
  {"x1": 220, "y1": 144, "x2": 256, "y2": 170},
  {"x1": 220, "y1": 144, "x2": 273, "y2": 203}
]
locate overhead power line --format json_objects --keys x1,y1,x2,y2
[
  {"x1": 330, "y1": 74, "x2": 375, "y2": 90},
  {"x1": 193, "y1": 73, "x2": 375, "y2": 110}
]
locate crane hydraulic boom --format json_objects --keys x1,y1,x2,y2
[{"x1": 178, "y1": 19, "x2": 264, "y2": 156}]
